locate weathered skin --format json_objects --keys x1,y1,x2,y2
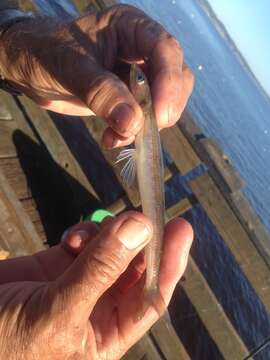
[{"x1": 130, "y1": 64, "x2": 166, "y2": 314}]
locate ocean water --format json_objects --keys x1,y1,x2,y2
[{"x1": 118, "y1": 0, "x2": 270, "y2": 359}]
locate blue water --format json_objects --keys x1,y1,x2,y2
[{"x1": 118, "y1": 0, "x2": 270, "y2": 358}]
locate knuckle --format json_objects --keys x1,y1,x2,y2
[
  {"x1": 163, "y1": 34, "x2": 183, "y2": 54},
  {"x1": 144, "y1": 19, "x2": 165, "y2": 37},
  {"x1": 167, "y1": 34, "x2": 182, "y2": 49},
  {"x1": 90, "y1": 248, "x2": 124, "y2": 286},
  {"x1": 86, "y1": 73, "x2": 127, "y2": 115},
  {"x1": 153, "y1": 33, "x2": 183, "y2": 64}
]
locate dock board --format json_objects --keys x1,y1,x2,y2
[
  {"x1": 0, "y1": 167, "x2": 44, "y2": 257},
  {"x1": 190, "y1": 173, "x2": 270, "y2": 310}
]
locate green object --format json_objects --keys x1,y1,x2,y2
[{"x1": 85, "y1": 209, "x2": 114, "y2": 224}]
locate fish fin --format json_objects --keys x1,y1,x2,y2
[{"x1": 115, "y1": 148, "x2": 137, "y2": 187}]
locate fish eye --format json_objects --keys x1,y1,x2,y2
[{"x1": 136, "y1": 72, "x2": 145, "y2": 85}]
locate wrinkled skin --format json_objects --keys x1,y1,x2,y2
[
  {"x1": 0, "y1": 4, "x2": 194, "y2": 148},
  {"x1": 0, "y1": 212, "x2": 193, "y2": 359}
]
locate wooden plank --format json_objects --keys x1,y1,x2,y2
[
  {"x1": 166, "y1": 197, "x2": 195, "y2": 220},
  {"x1": 0, "y1": 155, "x2": 52, "y2": 201},
  {"x1": 20, "y1": 198, "x2": 50, "y2": 243},
  {"x1": 190, "y1": 172, "x2": 270, "y2": 310},
  {"x1": 0, "y1": 91, "x2": 39, "y2": 139},
  {"x1": 18, "y1": 96, "x2": 100, "y2": 206},
  {"x1": 107, "y1": 197, "x2": 129, "y2": 215},
  {"x1": 229, "y1": 191, "x2": 270, "y2": 267},
  {"x1": 161, "y1": 126, "x2": 200, "y2": 175},
  {"x1": 181, "y1": 257, "x2": 249, "y2": 359},
  {"x1": 21, "y1": 197, "x2": 43, "y2": 224},
  {"x1": 0, "y1": 97, "x2": 12, "y2": 120},
  {"x1": 0, "y1": 157, "x2": 30, "y2": 200},
  {"x1": 123, "y1": 333, "x2": 162, "y2": 360},
  {"x1": 0, "y1": 167, "x2": 45, "y2": 257},
  {"x1": 32, "y1": 220, "x2": 47, "y2": 243},
  {"x1": 0, "y1": 92, "x2": 50, "y2": 244},
  {"x1": 106, "y1": 190, "x2": 191, "y2": 219},
  {"x1": 0, "y1": 91, "x2": 40, "y2": 157},
  {"x1": 179, "y1": 110, "x2": 202, "y2": 140},
  {"x1": 150, "y1": 317, "x2": 190, "y2": 360},
  {"x1": 180, "y1": 112, "x2": 244, "y2": 194},
  {"x1": 199, "y1": 138, "x2": 244, "y2": 193},
  {"x1": 0, "y1": 120, "x2": 18, "y2": 158}
]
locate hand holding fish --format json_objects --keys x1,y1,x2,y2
[
  {"x1": 0, "y1": 4, "x2": 194, "y2": 147},
  {"x1": 0, "y1": 212, "x2": 193, "y2": 359}
]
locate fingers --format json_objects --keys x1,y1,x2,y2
[
  {"x1": 159, "y1": 218, "x2": 193, "y2": 303},
  {"x1": 36, "y1": 98, "x2": 94, "y2": 116},
  {"x1": 82, "y1": 73, "x2": 143, "y2": 138},
  {"x1": 57, "y1": 211, "x2": 152, "y2": 321},
  {"x1": 102, "y1": 127, "x2": 135, "y2": 149},
  {"x1": 58, "y1": 5, "x2": 192, "y2": 147},
  {"x1": 152, "y1": 64, "x2": 194, "y2": 128},
  {"x1": 110, "y1": 251, "x2": 145, "y2": 299},
  {"x1": 61, "y1": 221, "x2": 99, "y2": 256},
  {"x1": 61, "y1": 52, "x2": 143, "y2": 145},
  {"x1": 114, "y1": 5, "x2": 194, "y2": 128},
  {"x1": 28, "y1": 222, "x2": 100, "y2": 282}
]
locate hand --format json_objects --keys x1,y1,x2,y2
[
  {"x1": 0, "y1": 212, "x2": 193, "y2": 359},
  {"x1": 0, "y1": 5, "x2": 194, "y2": 148}
]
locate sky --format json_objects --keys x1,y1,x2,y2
[{"x1": 207, "y1": 0, "x2": 270, "y2": 96}]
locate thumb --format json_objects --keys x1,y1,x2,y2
[
  {"x1": 66, "y1": 63, "x2": 143, "y2": 140},
  {"x1": 56, "y1": 212, "x2": 152, "y2": 321}
]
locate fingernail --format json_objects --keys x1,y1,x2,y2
[
  {"x1": 110, "y1": 103, "x2": 136, "y2": 134},
  {"x1": 117, "y1": 218, "x2": 150, "y2": 250},
  {"x1": 67, "y1": 230, "x2": 89, "y2": 249}
]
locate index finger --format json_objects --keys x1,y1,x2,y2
[{"x1": 115, "y1": 5, "x2": 194, "y2": 127}]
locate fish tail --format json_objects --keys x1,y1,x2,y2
[
  {"x1": 144, "y1": 286, "x2": 167, "y2": 316},
  {"x1": 133, "y1": 286, "x2": 167, "y2": 323}
]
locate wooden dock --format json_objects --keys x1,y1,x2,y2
[{"x1": 0, "y1": 0, "x2": 270, "y2": 359}]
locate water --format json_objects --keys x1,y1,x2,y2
[{"x1": 118, "y1": 0, "x2": 270, "y2": 358}]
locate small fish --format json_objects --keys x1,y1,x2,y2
[{"x1": 116, "y1": 64, "x2": 166, "y2": 316}]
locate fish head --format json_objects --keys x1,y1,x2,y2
[{"x1": 130, "y1": 64, "x2": 151, "y2": 108}]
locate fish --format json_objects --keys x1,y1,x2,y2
[{"x1": 116, "y1": 64, "x2": 166, "y2": 316}]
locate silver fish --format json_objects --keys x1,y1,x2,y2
[{"x1": 116, "y1": 64, "x2": 166, "y2": 315}]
